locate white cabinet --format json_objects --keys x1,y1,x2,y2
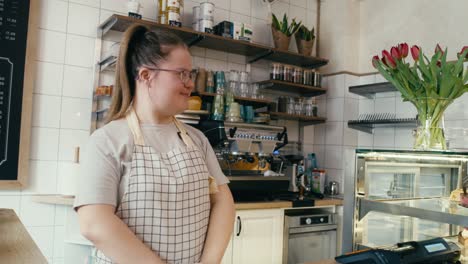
[{"x1": 222, "y1": 209, "x2": 284, "y2": 264}]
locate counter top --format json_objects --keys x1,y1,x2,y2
[
  {"x1": 0, "y1": 209, "x2": 48, "y2": 264},
  {"x1": 235, "y1": 198, "x2": 343, "y2": 210}
]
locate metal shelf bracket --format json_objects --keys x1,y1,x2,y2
[
  {"x1": 248, "y1": 50, "x2": 274, "y2": 63},
  {"x1": 187, "y1": 35, "x2": 205, "y2": 47}
]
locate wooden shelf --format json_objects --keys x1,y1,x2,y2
[
  {"x1": 258, "y1": 79, "x2": 327, "y2": 97},
  {"x1": 197, "y1": 91, "x2": 272, "y2": 106},
  {"x1": 99, "y1": 15, "x2": 328, "y2": 68},
  {"x1": 31, "y1": 194, "x2": 75, "y2": 206},
  {"x1": 270, "y1": 112, "x2": 326, "y2": 124}
]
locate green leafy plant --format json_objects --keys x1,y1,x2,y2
[
  {"x1": 372, "y1": 43, "x2": 468, "y2": 150},
  {"x1": 272, "y1": 13, "x2": 302, "y2": 37},
  {"x1": 296, "y1": 25, "x2": 315, "y2": 41}
]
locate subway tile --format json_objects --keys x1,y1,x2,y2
[
  {"x1": 302, "y1": 125, "x2": 315, "y2": 144},
  {"x1": 22, "y1": 160, "x2": 58, "y2": 195},
  {"x1": 305, "y1": 11, "x2": 316, "y2": 32},
  {"x1": 302, "y1": 143, "x2": 314, "y2": 157},
  {"x1": 325, "y1": 169, "x2": 344, "y2": 187},
  {"x1": 37, "y1": 29, "x2": 66, "y2": 64},
  {"x1": 227, "y1": 54, "x2": 247, "y2": 64},
  {"x1": 292, "y1": 0, "x2": 307, "y2": 8},
  {"x1": 374, "y1": 97, "x2": 395, "y2": 114},
  {"x1": 327, "y1": 74, "x2": 345, "y2": 99},
  {"x1": 325, "y1": 121, "x2": 344, "y2": 146},
  {"x1": 65, "y1": 35, "x2": 96, "y2": 68},
  {"x1": 343, "y1": 98, "x2": 359, "y2": 121},
  {"x1": 373, "y1": 128, "x2": 395, "y2": 148},
  {"x1": 359, "y1": 74, "x2": 376, "y2": 85},
  {"x1": 205, "y1": 58, "x2": 228, "y2": 71},
  {"x1": 32, "y1": 94, "x2": 62, "y2": 128},
  {"x1": 251, "y1": 0, "x2": 269, "y2": 20},
  {"x1": 213, "y1": 6, "x2": 230, "y2": 26},
  {"x1": 30, "y1": 128, "x2": 60, "y2": 161},
  {"x1": 27, "y1": 226, "x2": 55, "y2": 259},
  {"x1": 58, "y1": 129, "x2": 89, "y2": 162},
  {"x1": 307, "y1": 0, "x2": 318, "y2": 11},
  {"x1": 251, "y1": 18, "x2": 271, "y2": 46},
  {"x1": 67, "y1": 3, "x2": 100, "y2": 37},
  {"x1": 34, "y1": 62, "x2": 63, "y2": 96},
  {"x1": 343, "y1": 122, "x2": 358, "y2": 146},
  {"x1": 192, "y1": 56, "x2": 206, "y2": 68},
  {"x1": 101, "y1": 0, "x2": 126, "y2": 13},
  {"x1": 344, "y1": 74, "x2": 360, "y2": 99},
  {"x1": 53, "y1": 258, "x2": 65, "y2": 264},
  {"x1": 285, "y1": 120, "x2": 299, "y2": 142},
  {"x1": 70, "y1": 0, "x2": 100, "y2": 8},
  {"x1": 62, "y1": 66, "x2": 94, "y2": 99},
  {"x1": 182, "y1": 0, "x2": 198, "y2": 27},
  {"x1": 100, "y1": 9, "x2": 119, "y2": 24},
  {"x1": 375, "y1": 73, "x2": 387, "y2": 83},
  {"x1": 139, "y1": 0, "x2": 158, "y2": 21},
  {"x1": 55, "y1": 206, "x2": 67, "y2": 226},
  {"x1": 289, "y1": 4, "x2": 307, "y2": 26},
  {"x1": 324, "y1": 145, "x2": 343, "y2": 170},
  {"x1": 271, "y1": 1, "x2": 289, "y2": 18},
  {"x1": 395, "y1": 98, "x2": 417, "y2": 118},
  {"x1": 190, "y1": 46, "x2": 206, "y2": 57},
  {"x1": 0, "y1": 195, "x2": 21, "y2": 214},
  {"x1": 357, "y1": 131, "x2": 373, "y2": 148},
  {"x1": 227, "y1": 62, "x2": 245, "y2": 72},
  {"x1": 445, "y1": 94, "x2": 468, "y2": 120},
  {"x1": 20, "y1": 197, "x2": 55, "y2": 226},
  {"x1": 250, "y1": 66, "x2": 269, "y2": 82},
  {"x1": 210, "y1": 0, "x2": 231, "y2": 10},
  {"x1": 229, "y1": 11, "x2": 251, "y2": 25},
  {"x1": 64, "y1": 243, "x2": 93, "y2": 263},
  {"x1": 60, "y1": 97, "x2": 92, "y2": 130},
  {"x1": 395, "y1": 128, "x2": 414, "y2": 149},
  {"x1": 230, "y1": 0, "x2": 251, "y2": 16},
  {"x1": 313, "y1": 124, "x2": 326, "y2": 145},
  {"x1": 57, "y1": 162, "x2": 80, "y2": 196},
  {"x1": 326, "y1": 98, "x2": 344, "y2": 121},
  {"x1": 38, "y1": 0, "x2": 68, "y2": 32},
  {"x1": 358, "y1": 98, "x2": 374, "y2": 115},
  {"x1": 54, "y1": 226, "x2": 66, "y2": 259},
  {"x1": 316, "y1": 98, "x2": 327, "y2": 117},
  {"x1": 205, "y1": 49, "x2": 228, "y2": 61}
]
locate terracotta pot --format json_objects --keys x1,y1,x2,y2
[
  {"x1": 295, "y1": 35, "x2": 314, "y2": 56},
  {"x1": 271, "y1": 26, "x2": 291, "y2": 51}
]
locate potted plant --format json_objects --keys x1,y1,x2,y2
[
  {"x1": 295, "y1": 25, "x2": 315, "y2": 56},
  {"x1": 372, "y1": 43, "x2": 468, "y2": 150},
  {"x1": 271, "y1": 13, "x2": 302, "y2": 51}
]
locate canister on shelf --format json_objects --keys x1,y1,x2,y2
[
  {"x1": 200, "y1": 1, "x2": 215, "y2": 20},
  {"x1": 192, "y1": 6, "x2": 201, "y2": 21},
  {"x1": 270, "y1": 63, "x2": 281, "y2": 80},
  {"x1": 195, "y1": 68, "x2": 206, "y2": 92},
  {"x1": 199, "y1": 19, "x2": 214, "y2": 33},
  {"x1": 168, "y1": 10, "x2": 182, "y2": 27},
  {"x1": 283, "y1": 65, "x2": 293, "y2": 82},
  {"x1": 158, "y1": 0, "x2": 167, "y2": 24},
  {"x1": 303, "y1": 70, "x2": 312, "y2": 86},
  {"x1": 293, "y1": 67, "x2": 303, "y2": 84},
  {"x1": 313, "y1": 71, "x2": 322, "y2": 87},
  {"x1": 206, "y1": 70, "x2": 215, "y2": 93}
]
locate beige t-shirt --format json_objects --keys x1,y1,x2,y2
[{"x1": 73, "y1": 118, "x2": 229, "y2": 210}]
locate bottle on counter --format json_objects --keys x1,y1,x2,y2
[{"x1": 211, "y1": 71, "x2": 225, "y2": 121}]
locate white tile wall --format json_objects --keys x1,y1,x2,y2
[{"x1": 14, "y1": 1, "x2": 321, "y2": 261}]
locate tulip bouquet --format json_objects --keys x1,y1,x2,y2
[{"x1": 372, "y1": 43, "x2": 468, "y2": 150}]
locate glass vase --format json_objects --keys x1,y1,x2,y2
[{"x1": 411, "y1": 97, "x2": 453, "y2": 151}]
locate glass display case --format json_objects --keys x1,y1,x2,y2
[{"x1": 342, "y1": 149, "x2": 468, "y2": 253}]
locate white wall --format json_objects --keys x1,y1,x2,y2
[{"x1": 1, "y1": 0, "x2": 320, "y2": 262}]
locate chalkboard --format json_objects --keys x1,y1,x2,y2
[{"x1": 0, "y1": 0, "x2": 34, "y2": 189}]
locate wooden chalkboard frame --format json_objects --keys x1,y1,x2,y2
[{"x1": 0, "y1": 0, "x2": 36, "y2": 189}]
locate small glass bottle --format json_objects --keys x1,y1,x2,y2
[{"x1": 211, "y1": 71, "x2": 225, "y2": 121}]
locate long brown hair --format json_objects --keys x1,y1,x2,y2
[{"x1": 106, "y1": 24, "x2": 187, "y2": 122}]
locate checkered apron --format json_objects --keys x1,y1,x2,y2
[{"x1": 94, "y1": 109, "x2": 211, "y2": 264}]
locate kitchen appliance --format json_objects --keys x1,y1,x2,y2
[
  {"x1": 283, "y1": 208, "x2": 337, "y2": 264},
  {"x1": 335, "y1": 237, "x2": 461, "y2": 264},
  {"x1": 342, "y1": 149, "x2": 468, "y2": 254},
  {"x1": 328, "y1": 181, "x2": 340, "y2": 195}
]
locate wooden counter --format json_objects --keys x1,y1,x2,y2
[
  {"x1": 0, "y1": 209, "x2": 48, "y2": 264},
  {"x1": 235, "y1": 198, "x2": 343, "y2": 210}
]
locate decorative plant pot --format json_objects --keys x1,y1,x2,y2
[
  {"x1": 295, "y1": 35, "x2": 314, "y2": 56},
  {"x1": 411, "y1": 97, "x2": 453, "y2": 150},
  {"x1": 271, "y1": 27, "x2": 291, "y2": 51}
]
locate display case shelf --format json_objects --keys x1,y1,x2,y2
[
  {"x1": 348, "y1": 82, "x2": 396, "y2": 98},
  {"x1": 99, "y1": 15, "x2": 329, "y2": 68},
  {"x1": 348, "y1": 117, "x2": 418, "y2": 134},
  {"x1": 258, "y1": 79, "x2": 327, "y2": 97},
  {"x1": 358, "y1": 197, "x2": 468, "y2": 227}
]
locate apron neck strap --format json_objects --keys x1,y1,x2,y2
[{"x1": 125, "y1": 108, "x2": 195, "y2": 147}]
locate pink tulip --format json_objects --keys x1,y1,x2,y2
[
  {"x1": 372, "y1": 55, "x2": 380, "y2": 68},
  {"x1": 435, "y1": 44, "x2": 444, "y2": 55},
  {"x1": 398, "y1": 43, "x2": 409, "y2": 58},
  {"x1": 382, "y1": 50, "x2": 396, "y2": 68},
  {"x1": 458, "y1": 46, "x2": 468, "y2": 58},
  {"x1": 411, "y1": 45, "x2": 420, "y2": 61},
  {"x1": 391, "y1": 46, "x2": 402, "y2": 60}
]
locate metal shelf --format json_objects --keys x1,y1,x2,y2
[
  {"x1": 358, "y1": 197, "x2": 468, "y2": 227},
  {"x1": 348, "y1": 117, "x2": 418, "y2": 134},
  {"x1": 257, "y1": 79, "x2": 327, "y2": 97},
  {"x1": 348, "y1": 82, "x2": 396, "y2": 99},
  {"x1": 98, "y1": 15, "x2": 329, "y2": 68}
]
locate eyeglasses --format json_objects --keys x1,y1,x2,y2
[{"x1": 148, "y1": 67, "x2": 198, "y2": 86}]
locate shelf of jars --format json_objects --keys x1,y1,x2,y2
[
  {"x1": 98, "y1": 14, "x2": 329, "y2": 68},
  {"x1": 195, "y1": 91, "x2": 272, "y2": 106},
  {"x1": 348, "y1": 82, "x2": 396, "y2": 99},
  {"x1": 257, "y1": 79, "x2": 326, "y2": 97}
]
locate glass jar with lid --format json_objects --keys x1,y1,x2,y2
[
  {"x1": 283, "y1": 65, "x2": 293, "y2": 82},
  {"x1": 293, "y1": 67, "x2": 303, "y2": 84}
]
